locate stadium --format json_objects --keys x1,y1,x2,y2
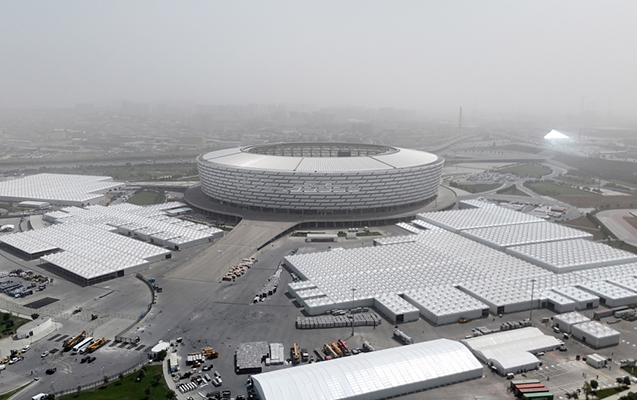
[{"x1": 189, "y1": 143, "x2": 446, "y2": 221}]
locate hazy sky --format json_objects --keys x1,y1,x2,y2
[{"x1": 2, "y1": 1, "x2": 636, "y2": 118}]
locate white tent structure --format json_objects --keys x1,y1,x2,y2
[
  {"x1": 461, "y1": 327, "x2": 560, "y2": 375},
  {"x1": 544, "y1": 129, "x2": 569, "y2": 139},
  {"x1": 252, "y1": 339, "x2": 483, "y2": 400},
  {"x1": 553, "y1": 311, "x2": 591, "y2": 333},
  {"x1": 571, "y1": 321, "x2": 620, "y2": 348}
]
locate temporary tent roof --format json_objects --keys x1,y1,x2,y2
[
  {"x1": 461, "y1": 222, "x2": 593, "y2": 250},
  {"x1": 544, "y1": 130, "x2": 569, "y2": 139},
  {"x1": 0, "y1": 173, "x2": 123, "y2": 205},
  {"x1": 462, "y1": 327, "x2": 561, "y2": 364},
  {"x1": 506, "y1": 239, "x2": 637, "y2": 273},
  {"x1": 252, "y1": 339, "x2": 483, "y2": 400},
  {"x1": 416, "y1": 206, "x2": 544, "y2": 232}
]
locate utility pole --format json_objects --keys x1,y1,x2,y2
[{"x1": 351, "y1": 288, "x2": 356, "y2": 336}]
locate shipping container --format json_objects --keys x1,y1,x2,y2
[{"x1": 522, "y1": 392, "x2": 553, "y2": 400}]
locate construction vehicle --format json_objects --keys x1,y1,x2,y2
[
  {"x1": 87, "y1": 337, "x2": 106, "y2": 353},
  {"x1": 202, "y1": 347, "x2": 219, "y2": 359},
  {"x1": 292, "y1": 342, "x2": 300, "y2": 363},
  {"x1": 63, "y1": 331, "x2": 86, "y2": 351},
  {"x1": 337, "y1": 339, "x2": 351, "y2": 356},
  {"x1": 330, "y1": 342, "x2": 343, "y2": 357},
  {"x1": 324, "y1": 343, "x2": 339, "y2": 359},
  {"x1": 314, "y1": 348, "x2": 325, "y2": 361}
]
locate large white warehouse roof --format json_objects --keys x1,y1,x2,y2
[
  {"x1": 0, "y1": 173, "x2": 123, "y2": 205},
  {"x1": 416, "y1": 206, "x2": 544, "y2": 232},
  {"x1": 252, "y1": 339, "x2": 483, "y2": 400},
  {"x1": 507, "y1": 239, "x2": 637, "y2": 273},
  {"x1": 461, "y1": 222, "x2": 593, "y2": 250}
]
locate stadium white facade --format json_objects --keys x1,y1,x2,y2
[{"x1": 196, "y1": 143, "x2": 444, "y2": 213}]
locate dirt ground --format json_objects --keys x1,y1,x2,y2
[{"x1": 557, "y1": 216, "x2": 605, "y2": 240}]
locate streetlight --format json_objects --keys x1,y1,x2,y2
[
  {"x1": 529, "y1": 279, "x2": 536, "y2": 324},
  {"x1": 351, "y1": 288, "x2": 356, "y2": 336}
]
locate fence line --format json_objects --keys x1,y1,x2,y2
[
  {"x1": 113, "y1": 273, "x2": 155, "y2": 342},
  {"x1": 52, "y1": 359, "x2": 153, "y2": 397}
]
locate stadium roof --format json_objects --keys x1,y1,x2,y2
[
  {"x1": 200, "y1": 145, "x2": 440, "y2": 172},
  {"x1": 252, "y1": 339, "x2": 483, "y2": 400}
]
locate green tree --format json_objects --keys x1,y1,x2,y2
[
  {"x1": 144, "y1": 385, "x2": 152, "y2": 399},
  {"x1": 103, "y1": 375, "x2": 109, "y2": 385},
  {"x1": 624, "y1": 376, "x2": 632, "y2": 386},
  {"x1": 583, "y1": 381, "x2": 592, "y2": 400},
  {"x1": 138, "y1": 368, "x2": 146, "y2": 379},
  {"x1": 156, "y1": 349, "x2": 167, "y2": 361},
  {"x1": 165, "y1": 390, "x2": 177, "y2": 400},
  {"x1": 590, "y1": 379, "x2": 598, "y2": 390},
  {"x1": 2, "y1": 313, "x2": 9, "y2": 322},
  {"x1": 153, "y1": 372, "x2": 162, "y2": 385}
]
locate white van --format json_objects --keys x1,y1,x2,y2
[{"x1": 32, "y1": 394, "x2": 48, "y2": 400}]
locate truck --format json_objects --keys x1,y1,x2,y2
[
  {"x1": 301, "y1": 348, "x2": 309, "y2": 362},
  {"x1": 202, "y1": 347, "x2": 219, "y2": 359},
  {"x1": 86, "y1": 337, "x2": 106, "y2": 353},
  {"x1": 337, "y1": 339, "x2": 350, "y2": 355},
  {"x1": 292, "y1": 342, "x2": 300, "y2": 363},
  {"x1": 314, "y1": 347, "x2": 325, "y2": 361},
  {"x1": 330, "y1": 342, "x2": 343, "y2": 357},
  {"x1": 63, "y1": 331, "x2": 86, "y2": 351},
  {"x1": 324, "y1": 343, "x2": 339, "y2": 359}
]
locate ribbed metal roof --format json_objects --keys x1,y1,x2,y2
[
  {"x1": 200, "y1": 145, "x2": 440, "y2": 172},
  {"x1": 252, "y1": 339, "x2": 482, "y2": 400}
]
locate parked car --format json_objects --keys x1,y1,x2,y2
[
  {"x1": 81, "y1": 355, "x2": 90, "y2": 363},
  {"x1": 88, "y1": 356, "x2": 96, "y2": 363},
  {"x1": 21, "y1": 345, "x2": 30, "y2": 352},
  {"x1": 46, "y1": 368, "x2": 57, "y2": 375},
  {"x1": 8, "y1": 357, "x2": 21, "y2": 365},
  {"x1": 41, "y1": 351, "x2": 49, "y2": 358}
]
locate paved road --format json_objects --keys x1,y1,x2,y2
[{"x1": 597, "y1": 209, "x2": 637, "y2": 247}]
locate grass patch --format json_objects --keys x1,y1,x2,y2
[
  {"x1": 452, "y1": 183, "x2": 501, "y2": 193},
  {"x1": 554, "y1": 195, "x2": 637, "y2": 209},
  {"x1": 126, "y1": 190, "x2": 167, "y2": 205},
  {"x1": 498, "y1": 163, "x2": 552, "y2": 178},
  {"x1": 556, "y1": 175, "x2": 597, "y2": 186},
  {"x1": 62, "y1": 364, "x2": 170, "y2": 400},
  {"x1": 0, "y1": 382, "x2": 33, "y2": 400},
  {"x1": 595, "y1": 386, "x2": 628, "y2": 398},
  {"x1": 525, "y1": 181, "x2": 597, "y2": 196},
  {"x1": 496, "y1": 185, "x2": 530, "y2": 197},
  {"x1": 0, "y1": 312, "x2": 30, "y2": 338}
]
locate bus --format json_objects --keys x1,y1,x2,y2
[{"x1": 72, "y1": 337, "x2": 94, "y2": 355}]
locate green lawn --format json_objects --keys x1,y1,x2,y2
[
  {"x1": 1, "y1": 312, "x2": 30, "y2": 338},
  {"x1": 556, "y1": 175, "x2": 597, "y2": 186},
  {"x1": 62, "y1": 364, "x2": 172, "y2": 400},
  {"x1": 496, "y1": 185, "x2": 530, "y2": 197},
  {"x1": 0, "y1": 382, "x2": 33, "y2": 400},
  {"x1": 452, "y1": 183, "x2": 501, "y2": 193},
  {"x1": 498, "y1": 163, "x2": 552, "y2": 178},
  {"x1": 525, "y1": 182, "x2": 597, "y2": 196},
  {"x1": 595, "y1": 386, "x2": 628, "y2": 398},
  {"x1": 126, "y1": 191, "x2": 167, "y2": 205}
]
